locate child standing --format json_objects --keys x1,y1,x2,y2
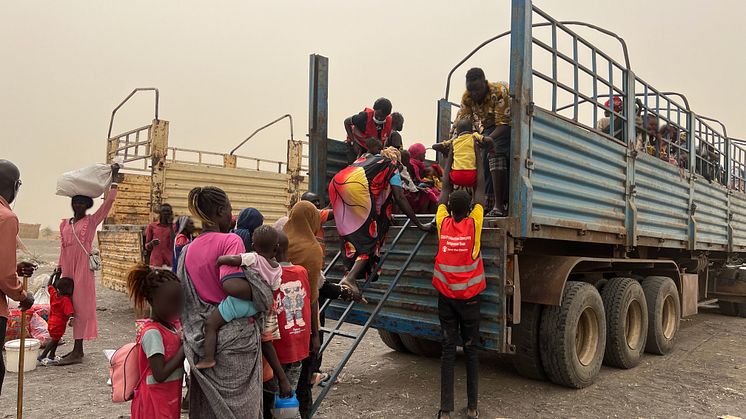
[
  {"x1": 199, "y1": 225, "x2": 294, "y2": 400},
  {"x1": 126, "y1": 265, "x2": 185, "y2": 419},
  {"x1": 272, "y1": 232, "x2": 311, "y2": 392},
  {"x1": 433, "y1": 119, "x2": 485, "y2": 190},
  {"x1": 433, "y1": 146, "x2": 487, "y2": 419},
  {"x1": 38, "y1": 270, "x2": 74, "y2": 365}
]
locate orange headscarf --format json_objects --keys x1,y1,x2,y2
[{"x1": 284, "y1": 200, "x2": 322, "y2": 302}]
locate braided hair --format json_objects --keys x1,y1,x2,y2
[
  {"x1": 187, "y1": 186, "x2": 230, "y2": 229},
  {"x1": 126, "y1": 264, "x2": 180, "y2": 311}
]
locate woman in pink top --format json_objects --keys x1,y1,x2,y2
[
  {"x1": 179, "y1": 186, "x2": 267, "y2": 417},
  {"x1": 57, "y1": 168, "x2": 118, "y2": 366}
]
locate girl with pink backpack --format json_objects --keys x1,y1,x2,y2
[{"x1": 124, "y1": 264, "x2": 185, "y2": 418}]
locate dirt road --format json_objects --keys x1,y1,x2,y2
[{"x1": 2, "y1": 240, "x2": 744, "y2": 418}]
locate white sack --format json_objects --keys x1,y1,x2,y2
[{"x1": 56, "y1": 164, "x2": 112, "y2": 198}]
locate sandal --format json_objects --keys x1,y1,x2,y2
[
  {"x1": 486, "y1": 208, "x2": 505, "y2": 217},
  {"x1": 466, "y1": 409, "x2": 479, "y2": 419},
  {"x1": 437, "y1": 410, "x2": 451, "y2": 419}
]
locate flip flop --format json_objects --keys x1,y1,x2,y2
[{"x1": 56, "y1": 356, "x2": 83, "y2": 366}]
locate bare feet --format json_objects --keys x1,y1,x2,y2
[
  {"x1": 195, "y1": 359, "x2": 216, "y2": 369},
  {"x1": 339, "y1": 276, "x2": 360, "y2": 297}
]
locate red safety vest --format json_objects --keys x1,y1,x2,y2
[
  {"x1": 432, "y1": 215, "x2": 486, "y2": 299},
  {"x1": 352, "y1": 108, "x2": 393, "y2": 150}
]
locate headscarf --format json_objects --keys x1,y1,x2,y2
[
  {"x1": 604, "y1": 96, "x2": 623, "y2": 113},
  {"x1": 407, "y1": 143, "x2": 427, "y2": 182},
  {"x1": 174, "y1": 215, "x2": 192, "y2": 240},
  {"x1": 71, "y1": 195, "x2": 94, "y2": 209},
  {"x1": 284, "y1": 201, "x2": 322, "y2": 302},
  {"x1": 381, "y1": 146, "x2": 401, "y2": 163},
  {"x1": 234, "y1": 208, "x2": 263, "y2": 252}
]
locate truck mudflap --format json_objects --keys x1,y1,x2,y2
[
  {"x1": 323, "y1": 220, "x2": 509, "y2": 352},
  {"x1": 519, "y1": 255, "x2": 681, "y2": 306}
]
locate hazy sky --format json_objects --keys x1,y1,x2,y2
[{"x1": 3, "y1": 1, "x2": 745, "y2": 229}]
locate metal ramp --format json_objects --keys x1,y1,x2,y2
[{"x1": 310, "y1": 216, "x2": 432, "y2": 416}]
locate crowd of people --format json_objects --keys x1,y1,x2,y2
[{"x1": 0, "y1": 68, "x2": 502, "y2": 418}]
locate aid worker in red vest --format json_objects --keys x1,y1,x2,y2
[
  {"x1": 433, "y1": 142, "x2": 486, "y2": 419},
  {"x1": 343, "y1": 98, "x2": 393, "y2": 157}
]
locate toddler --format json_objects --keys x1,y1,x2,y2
[
  {"x1": 432, "y1": 119, "x2": 485, "y2": 189},
  {"x1": 38, "y1": 270, "x2": 74, "y2": 365}
]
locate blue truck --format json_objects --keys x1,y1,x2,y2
[{"x1": 306, "y1": 0, "x2": 746, "y2": 397}]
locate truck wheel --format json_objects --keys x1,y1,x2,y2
[
  {"x1": 539, "y1": 281, "x2": 606, "y2": 388},
  {"x1": 511, "y1": 303, "x2": 546, "y2": 381},
  {"x1": 642, "y1": 276, "x2": 680, "y2": 355},
  {"x1": 378, "y1": 330, "x2": 409, "y2": 353},
  {"x1": 601, "y1": 278, "x2": 648, "y2": 368},
  {"x1": 399, "y1": 334, "x2": 442, "y2": 358}
]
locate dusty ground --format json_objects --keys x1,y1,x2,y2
[{"x1": 2, "y1": 239, "x2": 745, "y2": 418}]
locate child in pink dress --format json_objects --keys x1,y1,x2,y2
[{"x1": 126, "y1": 264, "x2": 185, "y2": 419}]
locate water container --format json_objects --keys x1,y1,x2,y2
[
  {"x1": 272, "y1": 392, "x2": 300, "y2": 419},
  {"x1": 4, "y1": 339, "x2": 40, "y2": 373}
]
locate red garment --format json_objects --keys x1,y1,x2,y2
[
  {"x1": 47, "y1": 285, "x2": 74, "y2": 340},
  {"x1": 132, "y1": 320, "x2": 182, "y2": 419},
  {"x1": 146, "y1": 222, "x2": 174, "y2": 267},
  {"x1": 433, "y1": 214, "x2": 486, "y2": 299},
  {"x1": 449, "y1": 169, "x2": 477, "y2": 188},
  {"x1": 351, "y1": 108, "x2": 393, "y2": 151},
  {"x1": 273, "y1": 264, "x2": 311, "y2": 364}
]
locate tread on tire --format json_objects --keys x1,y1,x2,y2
[
  {"x1": 601, "y1": 278, "x2": 648, "y2": 369},
  {"x1": 642, "y1": 276, "x2": 680, "y2": 355},
  {"x1": 539, "y1": 281, "x2": 606, "y2": 389}
]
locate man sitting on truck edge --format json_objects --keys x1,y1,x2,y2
[
  {"x1": 433, "y1": 145, "x2": 487, "y2": 419},
  {"x1": 343, "y1": 97, "x2": 393, "y2": 158},
  {"x1": 455, "y1": 67, "x2": 511, "y2": 217}
]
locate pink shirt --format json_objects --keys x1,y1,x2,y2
[
  {"x1": 0, "y1": 196, "x2": 25, "y2": 318},
  {"x1": 184, "y1": 232, "x2": 245, "y2": 304}
]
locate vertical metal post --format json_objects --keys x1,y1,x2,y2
[
  {"x1": 624, "y1": 70, "x2": 637, "y2": 248},
  {"x1": 308, "y1": 54, "x2": 329, "y2": 206},
  {"x1": 687, "y1": 112, "x2": 697, "y2": 250},
  {"x1": 509, "y1": 0, "x2": 532, "y2": 237},
  {"x1": 436, "y1": 99, "x2": 452, "y2": 144},
  {"x1": 149, "y1": 119, "x2": 169, "y2": 220}
]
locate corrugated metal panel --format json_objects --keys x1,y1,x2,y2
[
  {"x1": 109, "y1": 173, "x2": 151, "y2": 225},
  {"x1": 163, "y1": 162, "x2": 291, "y2": 223},
  {"x1": 99, "y1": 226, "x2": 144, "y2": 293},
  {"x1": 324, "y1": 139, "x2": 351, "y2": 202},
  {"x1": 635, "y1": 155, "x2": 689, "y2": 244},
  {"x1": 530, "y1": 109, "x2": 626, "y2": 234},
  {"x1": 731, "y1": 193, "x2": 746, "y2": 248},
  {"x1": 324, "y1": 224, "x2": 506, "y2": 352},
  {"x1": 693, "y1": 179, "x2": 728, "y2": 247}
]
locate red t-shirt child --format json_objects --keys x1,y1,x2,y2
[
  {"x1": 273, "y1": 263, "x2": 311, "y2": 364},
  {"x1": 47, "y1": 285, "x2": 74, "y2": 340}
]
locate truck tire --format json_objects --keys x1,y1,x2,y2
[
  {"x1": 642, "y1": 276, "x2": 680, "y2": 355},
  {"x1": 511, "y1": 303, "x2": 546, "y2": 381},
  {"x1": 601, "y1": 278, "x2": 648, "y2": 369},
  {"x1": 539, "y1": 281, "x2": 606, "y2": 388},
  {"x1": 378, "y1": 330, "x2": 409, "y2": 353},
  {"x1": 399, "y1": 334, "x2": 442, "y2": 358}
]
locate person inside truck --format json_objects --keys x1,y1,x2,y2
[
  {"x1": 145, "y1": 203, "x2": 175, "y2": 268},
  {"x1": 455, "y1": 67, "x2": 511, "y2": 217},
  {"x1": 597, "y1": 96, "x2": 625, "y2": 140},
  {"x1": 387, "y1": 112, "x2": 404, "y2": 150},
  {"x1": 343, "y1": 97, "x2": 394, "y2": 157},
  {"x1": 433, "y1": 144, "x2": 486, "y2": 419},
  {"x1": 329, "y1": 138, "x2": 430, "y2": 299}
]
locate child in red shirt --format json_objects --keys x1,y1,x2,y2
[{"x1": 38, "y1": 270, "x2": 74, "y2": 365}]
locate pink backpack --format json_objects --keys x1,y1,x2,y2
[{"x1": 110, "y1": 342, "x2": 142, "y2": 402}]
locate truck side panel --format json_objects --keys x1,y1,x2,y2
[
  {"x1": 163, "y1": 161, "x2": 302, "y2": 223},
  {"x1": 635, "y1": 155, "x2": 689, "y2": 244},
  {"x1": 324, "y1": 224, "x2": 507, "y2": 351},
  {"x1": 530, "y1": 109, "x2": 626, "y2": 236},
  {"x1": 693, "y1": 179, "x2": 728, "y2": 248},
  {"x1": 109, "y1": 173, "x2": 152, "y2": 225},
  {"x1": 731, "y1": 193, "x2": 746, "y2": 250}
]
